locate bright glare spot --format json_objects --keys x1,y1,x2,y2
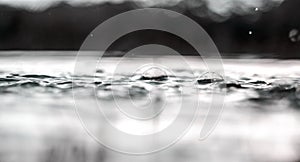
[
  {"x1": 255, "y1": 8, "x2": 259, "y2": 11},
  {"x1": 249, "y1": 31, "x2": 253, "y2": 35}
]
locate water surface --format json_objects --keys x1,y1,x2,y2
[{"x1": 0, "y1": 52, "x2": 299, "y2": 162}]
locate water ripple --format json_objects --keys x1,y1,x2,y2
[{"x1": 0, "y1": 70, "x2": 299, "y2": 109}]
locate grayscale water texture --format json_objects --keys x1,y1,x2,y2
[{"x1": 0, "y1": 52, "x2": 299, "y2": 162}]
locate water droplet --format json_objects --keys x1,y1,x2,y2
[
  {"x1": 197, "y1": 72, "x2": 224, "y2": 85},
  {"x1": 135, "y1": 67, "x2": 168, "y2": 81},
  {"x1": 289, "y1": 29, "x2": 299, "y2": 42}
]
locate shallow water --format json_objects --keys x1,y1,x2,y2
[{"x1": 0, "y1": 52, "x2": 300, "y2": 162}]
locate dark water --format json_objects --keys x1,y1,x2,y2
[{"x1": 0, "y1": 52, "x2": 300, "y2": 162}]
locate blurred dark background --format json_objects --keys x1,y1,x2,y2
[{"x1": 0, "y1": 0, "x2": 299, "y2": 58}]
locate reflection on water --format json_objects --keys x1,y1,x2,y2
[{"x1": 0, "y1": 53, "x2": 299, "y2": 162}]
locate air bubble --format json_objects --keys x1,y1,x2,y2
[{"x1": 289, "y1": 29, "x2": 300, "y2": 42}]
